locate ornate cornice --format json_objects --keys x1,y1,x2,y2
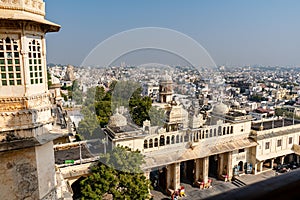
[
  {"x1": 0, "y1": 20, "x2": 45, "y2": 33},
  {"x1": 0, "y1": 0, "x2": 45, "y2": 16}
]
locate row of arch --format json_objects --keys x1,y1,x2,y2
[{"x1": 144, "y1": 125, "x2": 234, "y2": 149}]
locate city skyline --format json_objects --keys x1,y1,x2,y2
[{"x1": 45, "y1": 0, "x2": 300, "y2": 67}]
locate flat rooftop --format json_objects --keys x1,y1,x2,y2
[
  {"x1": 108, "y1": 125, "x2": 138, "y2": 134},
  {"x1": 251, "y1": 118, "x2": 300, "y2": 131}
]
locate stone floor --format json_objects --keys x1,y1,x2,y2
[
  {"x1": 237, "y1": 169, "x2": 276, "y2": 185},
  {"x1": 151, "y1": 170, "x2": 277, "y2": 200}
]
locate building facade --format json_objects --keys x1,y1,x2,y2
[
  {"x1": 105, "y1": 100, "x2": 257, "y2": 193},
  {"x1": 251, "y1": 119, "x2": 300, "y2": 174},
  {"x1": 105, "y1": 79, "x2": 300, "y2": 194},
  {"x1": 0, "y1": 1, "x2": 60, "y2": 199}
]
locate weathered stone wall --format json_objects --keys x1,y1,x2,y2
[
  {"x1": 0, "y1": 147, "x2": 39, "y2": 200},
  {"x1": 0, "y1": 144, "x2": 57, "y2": 200},
  {"x1": 41, "y1": 188, "x2": 57, "y2": 200}
]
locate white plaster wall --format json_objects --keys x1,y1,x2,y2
[
  {"x1": 115, "y1": 137, "x2": 144, "y2": 151},
  {"x1": 257, "y1": 132, "x2": 300, "y2": 157}
]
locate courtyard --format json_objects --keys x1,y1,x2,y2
[{"x1": 151, "y1": 170, "x2": 276, "y2": 200}]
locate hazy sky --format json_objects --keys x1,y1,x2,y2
[{"x1": 45, "y1": 0, "x2": 300, "y2": 67}]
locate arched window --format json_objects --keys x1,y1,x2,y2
[
  {"x1": 160, "y1": 136, "x2": 165, "y2": 146},
  {"x1": 154, "y1": 138, "x2": 158, "y2": 147},
  {"x1": 214, "y1": 129, "x2": 217, "y2": 136},
  {"x1": 166, "y1": 136, "x2": 170, "y2": 145},
  {"x1": 149, "y1": 139, "x2": 153, "y2": 148},
  {"x1": 0, "y1": 37, "x2": 22, "y2": 86},
  {"x1": 196, "y1": 132, "x2": 199, "y2": 140},
  {"x1": 223, "y1": 127, "x2": 226, "y2": 135},
  {"x1": 227, "y1": 126, "x2": 230, "y2": 134},
  {"x1": 218, "y1": 126, "x2": 222, "y2": 136},
  {"x1": 184, "y1": 133, "x2": 189, "y2": 142},
  {"x1": 144, "y1": 140, "x2": 148, "y2": 149},
  {"x1": 180, "y1": 135, "x2": 183, "y2": 143},
  {"x1": 209, "y1": 129, "x2": 212, "y2": 137},
  {"x1": 171, "y1": 135, "x2": 175, "y2": 144},
  {"x1": 230, "y1": 126, "x2": 233, "y2": 134},
  {"x1": 176, "y1": 135, "x2": 180, "y2": 143}
]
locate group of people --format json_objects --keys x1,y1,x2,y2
[{"x1": 171, "y1": 186, "x2": 185, "y2": 200}]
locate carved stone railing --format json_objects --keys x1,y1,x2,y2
[
  {"x1": 0, "y1": 94, "x2": 51, "y2": 112},
  {"x1": 0, "y1": 0, "x2": 45, "y2": 16}
]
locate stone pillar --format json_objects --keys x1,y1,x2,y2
[
  {"x1": 173, "y1": 163, "x2": 180, "y2": 190},
  {"x1": 166, "y1": 163, "x2": 180, "y2": 191},
  {"x1": 143, "y1": 170, "x2": 151, "y2": 195},
  {"x1": 201, "y1": 157, "x2": 209, "y2": 183},
  {"x1": 144, "y1": 170, "x2": 150, "y2": 180},
  {"x1": 226, "y1": 152, "x2": 233, "y2": 181},
  {"x1": 259, "y1": 162, "x2": 264, "y2": 172},
  {"x1": 166, "y1": 165, "x2": 171, "y2": 191},
  {"x1": 280, "y1": 156, "x2": 284, "y2": 165},
  {"x1": 254, "y1": 163, "x2": 258, "y2": 175},
  {"x1": 270, "y1": 159, "x2": 274, "y2": 169},
  {"x1": 297, "y1": 155, "x2": 300, "y2": 163},
  {"x1": 218, "y1": 154, "x2": 224, "y2": 178},
  {"x1": 194, "y1": 158, "x2": 202, "y2": 183}
]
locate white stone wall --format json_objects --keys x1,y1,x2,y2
[
  {"x1": 256, "y1": 125, "x2": 300, "y2": 159},
  {"x1": 232, "y1": 149, "x2": 248, "y2": 167},
  {"x1": 36, "y1": 142, "x2": 57, "y2": 199},
  {"x1": 115, "y1": 137, "x2": 144, "y2": 151}
]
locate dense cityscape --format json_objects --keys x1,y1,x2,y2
[{"x1": 1, "y1": 1, "x2": 300, "y2": 200}]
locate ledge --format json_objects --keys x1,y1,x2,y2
[{"x1": 0, "y1": 133, "x2": 61, "y2": 152}]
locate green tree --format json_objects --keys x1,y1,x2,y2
[
  {"x1": 77, "y1": 106, "x2": 100, "y2": 140},
  {"x1": 72, "y1": 80, "x2": 83, "y2": 104},
  {"x1": 80, "y1": 146, "x2": 151, "y2": 200},
  {"x1": 80, "y1": 81, "x2": 154, "y2": 129},
  {"x1": 47, "y1": 70, "x2": 52, "y2": 88},
  {"x1": 148, "y1": 106, "x2": 165, "y2": 126},
  {"x1": 95, "y1": 100, "x2": 112, "y2": 127},
  {"x1": 111, "y1": 81, "x2": 140, "y2": 112},
  {"x1": 129, "y1": 87, "x2": 152, "y2": 126}
]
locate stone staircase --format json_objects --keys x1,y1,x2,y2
[{"x1": 231, "y1": 178, "x2": 247, "y2": 188}]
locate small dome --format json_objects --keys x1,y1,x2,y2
[
  {"x1": 213, "y1": 102, "x2": 229, "y2": 115},
  {"x1": 109, "y1": 113, "x2": 127, "y2": 127}
]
